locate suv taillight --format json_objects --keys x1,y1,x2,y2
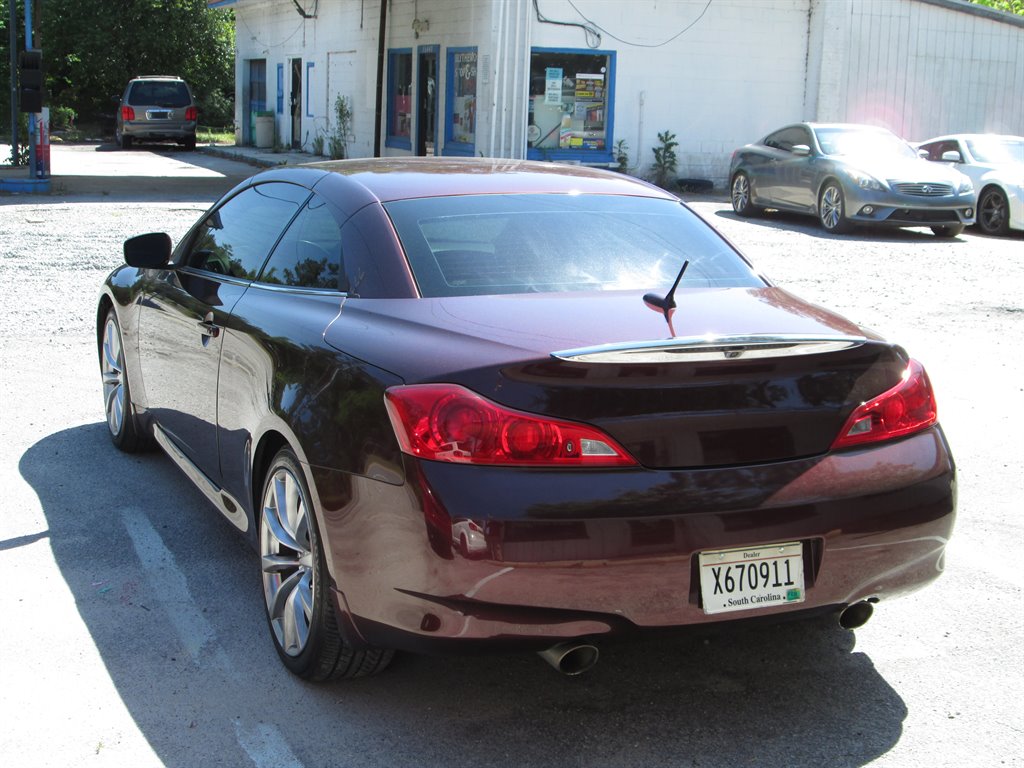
[
  {"x1": 831, "y1": 359, "x2": 937, "y2": 450},
  {"x1": 385, "y1": 384, "x2": 636, "y2": 467},
  {"x1": 185, "y1": 106, "x2": 198, "y2": 121},
  {"x1": 121, "y1": 106, "x2": 135, "y2": 121}
]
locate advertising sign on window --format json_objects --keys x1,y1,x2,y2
[
  {"x1": 528, "y1": 51, "x2": 612, "y2": 158},
  {"x1": 452, "y1": 50, "x2": 477, "y2": 144},
  {"x1": 545, "y1": 67, "x2": 563, "y2": 105}
]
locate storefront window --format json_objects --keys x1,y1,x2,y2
[
  {"x1": 387, "y1": 49, "x2": 413, "y2": 149},
  {"x1": 527, "y1": 48, "x2": 614, "y2": 163},
  {"x1": 444, "y1": 47, "x2": 477, "y2": 156}
]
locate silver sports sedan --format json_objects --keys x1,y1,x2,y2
[{"x1": 729, "y1": 123, "x2": 976, "y2": 237}]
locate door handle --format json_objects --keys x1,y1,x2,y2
[
  {"x1": 197, "y1": 320, "x2": 220, "y2": 338},
  {"x1": 198, "y1": 312, "x2": 220, "y2": 339}
]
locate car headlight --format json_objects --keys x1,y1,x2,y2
[
  {"x1": 958, "y1": 177, "x2": 974, "y2": 194},
  {"x1": 847, "y1": 170, "x2": 885, "y2": 192}
]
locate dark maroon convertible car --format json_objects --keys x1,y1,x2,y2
[{"x1": 98, "y1": 158, "x2": 955, "y2": 679}]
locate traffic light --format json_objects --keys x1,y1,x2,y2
[{"x1": 19, "y1": 49, "x2": 44, "y2": 114}]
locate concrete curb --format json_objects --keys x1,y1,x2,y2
[{"x1": 199, "y1": 144, "x2": 322, "y2": 169}]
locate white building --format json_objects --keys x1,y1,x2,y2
[{"x1": 210, "y1": 0, "x2": 1024, "y2": 186}]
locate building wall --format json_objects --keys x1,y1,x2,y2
[
  {"x1": 225, "y1": 0, "x2": 1023, "y2": 186},
  {"x1": 527, "y1": 0, "x2": 810, "y2": 181},
  {"x1": 808, "y1": 0, "x2": 1023, "y2": 140}
]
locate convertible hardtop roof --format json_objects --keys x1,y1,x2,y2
[{"x1": 294, "y1": 157, "x2": 675, "y2": 204}]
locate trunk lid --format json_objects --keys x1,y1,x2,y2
[{"x1": 326, "y1": 287, "x2": 907, "y2": 468}]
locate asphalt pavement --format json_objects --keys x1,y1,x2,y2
[{"x1": 1, "y1": 145, "x2": 1021, "y2": 768}]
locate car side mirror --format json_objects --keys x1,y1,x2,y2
[
  {"x1": 941, "y1": 150, "x2": 962, "y2": 163},
  {"x1": 792, "y1": 144, "x2": 811, "y2": 157},
  {"x1": 124, "y1": 232, "x2": 172, "y2": 269}
]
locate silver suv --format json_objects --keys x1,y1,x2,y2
[{"x1": 116, "y1": 76, "x2": 197, "y2": 150}]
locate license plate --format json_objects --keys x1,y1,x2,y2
[{"x1": 698, "y1": 542, "x2": 805, "y2": 615}]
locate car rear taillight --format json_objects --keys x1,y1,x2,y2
[
  {"x1": 185, "y1": 106, "x2": 198, "y2": 121},
  {"x1": 831, "y1": 359, "x2": 937, "y2": 450},
  {"x1": 121, "y1": 106, "x2": 135, "y2": 121},
  {"x1": 385, "y1": 384, "x2": 636, "y2": 467}
]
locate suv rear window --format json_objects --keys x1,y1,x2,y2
[{"x1": 128, "y1": 81, "x2": 191, "y2": 108}]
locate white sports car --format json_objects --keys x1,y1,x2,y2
[{"x1": 918, "y1": 134, "x2": 1024, "y2": 236}]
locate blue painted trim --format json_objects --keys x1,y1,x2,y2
[
  {"x1": 443, "y1": 46, "x2": 477, "y2": 157},
  {"x1": 305, "y1": 62, "x2": 315, "y2": 118},
  {"x1": 276, "y1": 64, "x2": 284, "y2": 114},
  {"x1": 206, "y1": 1, "x2": 237, "y2": 7},
  {"x1": 526, "y1": 47, "x2": 615, "y2": 164},
  {"x1": 386, "y1": 48, "x2": 413, "y2": 151}
]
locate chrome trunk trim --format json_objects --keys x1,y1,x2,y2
[{"x1": 551, "y1": 334, "x2": 868, "y2": 363}]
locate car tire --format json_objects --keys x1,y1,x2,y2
[
  {"x1": 259, "y1": 448, "x2": 394, "y2": 681},
  {"x1": 120, "y1": 134, "x2": 133, "y2": 149},
  {"x1": 931, "y1": 224, "x2": 964, "y2": 238},
  {"x1": 977, "y1": 187, "x2": 1011, "y2": 236},
  {"x1": 731, "y1": 172, "x2": 760, "y2": 217},
  {"x1": 184, "y1": 136, "x2": 197, "y2": 151},
  {"x1": 100, "y1": 308, "x2": 149, "y2": 452},
  {"x1": 818, "y1": 182, "x2": 853, "y2": 234}
]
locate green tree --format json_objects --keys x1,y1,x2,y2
[
  {"x1": 970, "y1": 0, "x2": 1024, "y2": 14},
  {"x1": 1, "y1": 1, "x2": 26, "y2": 140},
  {"x1": 39, "y1": 0, "x2": 235, "y2": 127}
]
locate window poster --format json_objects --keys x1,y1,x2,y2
[
  {"x1": 545, "y1": 67, "x2": 563, "y2": 105},
  {"x1": 452, "y1": 50, "x2": 477, "y2": 144},
  {"x1": 528, "y1": 52, "x2": 611, "y2": 155}
]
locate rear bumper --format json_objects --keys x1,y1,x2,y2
[
  {"x1": 313, "y1": 427, "x2": 955, "y2": 653},
  {"x1": 122, "y1": 121, "x2": 196, "y2": 140}
]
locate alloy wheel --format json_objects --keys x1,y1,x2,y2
[
  {"x1": 732, "y1": 174, "x2": 750, "y2": 213},
  {"x1": 979, "y1": 189, "x2": 1008, "y2": 235},
  {"x1": 260, "y1": 464, "x2": 315, "y2": 657},
  {"x1": 820, "y1": 185, "x2": 844, "y2": 230},
  {"x1": 101, "y1": 315, "x2": 126, "y2": 437}
]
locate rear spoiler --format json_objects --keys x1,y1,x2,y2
[{"x1": 551, "y1": 334, "x2": 868, "y2": 364}]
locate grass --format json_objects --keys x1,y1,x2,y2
[{"x1": 197, "y1": 126, "x2": 235, "y2": 145}]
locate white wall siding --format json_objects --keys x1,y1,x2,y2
[
  {"x1": 529, "y1": 0, "x2": 811, "y2": 182},
  {"x1": 811, "y1": 0, "x2": 1023, "y2": 140},
  {"x1": 226, "y1": 0, "x2": 1023, "y2": 184}
]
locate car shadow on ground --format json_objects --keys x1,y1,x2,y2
[
  {"x1": 19, "y1": 423, "x2": 908, "y2": 768},
  {"x1": 94, "y1": 141, "x2": 197, "y2": 154},
  {"x1": 710, "y1": 207, "x2": 974, "y2": 244}
]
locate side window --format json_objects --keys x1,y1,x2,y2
[
  {"x1": 767, "y1": 127, "x2": 810, "y2": 152},
  {"x1": 763, "y1": 130, "x2": 785, "y2": 150},
  {"x1": 929, "y1": 141, "x2": 961, "y2": 162},
  {"x1": 185, "y1": 183, "x2": 309, "y2": 279},
  {"x1": 258, "y1": 196, "x2": 346, "y2": 291}
]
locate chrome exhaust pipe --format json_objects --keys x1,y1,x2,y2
[
  {"x1": 839, "y1": 601, "x2": 874, "y2": 629},
  {"x1": 538, "y1": 642, "x2": 599, "y2": 675}
]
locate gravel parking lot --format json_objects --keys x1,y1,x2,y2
[{"x1": 1, "y1": 148, "x2": 1021, "y2": 768}]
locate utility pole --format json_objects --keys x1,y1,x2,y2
[
  {"x1": 26, "y1": 0, "x2": 35, "y2": 178},
  {"x1": 7, "y1": 0, "x2": 17, "y2": 165}
]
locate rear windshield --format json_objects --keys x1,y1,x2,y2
[
  {"x1": 128, "y1": 81, "x2": 191, "y2": 108},
  {"x1": 384, "y1": 194, "x2": 763, "y2": 298}
]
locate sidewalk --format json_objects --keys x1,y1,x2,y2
[{"x1": 199, "y1": 142, "x2": 324, "y2": 168}]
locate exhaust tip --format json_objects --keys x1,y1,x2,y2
[
  {"x1": 538, "y1": 642, "x2": 600, "y2": 675},
  {"x1": 839, "y1": 601, "x2": 874, "y2": 630}
]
